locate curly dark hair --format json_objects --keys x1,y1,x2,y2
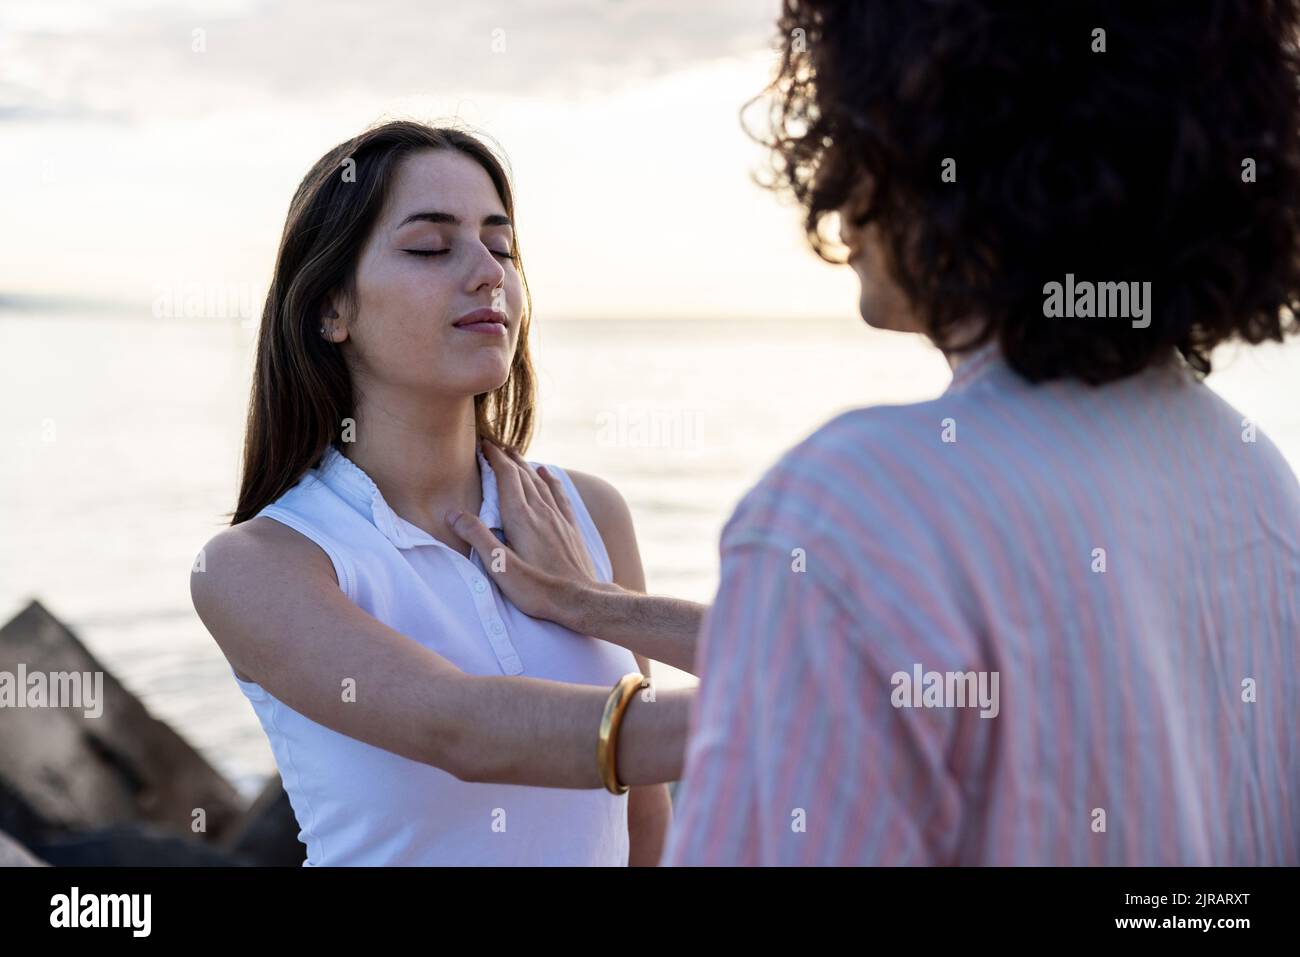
[{"x1": 754, "y1": 0, "x2": 1300, "y2": 384}]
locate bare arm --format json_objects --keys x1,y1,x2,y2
[
  {"x1": 190, "y1": 517, "x2": 690, "y2": 788},
  {"x1": 557, "y1": 581, "x2": 706, "y2": 676}
]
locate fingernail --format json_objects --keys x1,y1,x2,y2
[{"x1": 445, "y1": 510, "x2": 461, "y2": 524}]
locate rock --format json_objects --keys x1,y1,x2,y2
[
  {"x1": 0, "y1": 828, "x2": 47, "y2": 866},
  {"x1": 219, "y1": 776, "x2": 306, "y2": 866},
  {"x1": 0, "y1": 599, "x2": 244, "y2": 847},
  {"x1": 28, "y1": 823, "x2": 254, "y2": 866}
]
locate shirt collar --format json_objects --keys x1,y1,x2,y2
[
  {"x1": 314, "y1": 438, "x2": 502, "y2": 550},
  {"x1": 943, "y1": 339, "x2": 1008, "y2": 395}
]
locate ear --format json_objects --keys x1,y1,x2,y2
[{"x1": 319, "y1": 290, "x2": 350, "y2": 343}]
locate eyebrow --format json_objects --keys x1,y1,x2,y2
[{"x1": 396, "y1": 211, "x2": 512, "y2": 229}]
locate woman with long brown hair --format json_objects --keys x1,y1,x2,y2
[{"x1": 190, "y1": 121, "x2": 691, "y2": 866}]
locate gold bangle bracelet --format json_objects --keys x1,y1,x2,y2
[{"x1": 596, "y1": 672, "x2": 650, "y2": 795}]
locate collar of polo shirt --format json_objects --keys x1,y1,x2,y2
[{"x1": 316, "y1": 439, "x2": 503, "y2": 550}]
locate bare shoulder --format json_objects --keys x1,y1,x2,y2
[
  {"x1": 561, "y1": 469, "x2": 631, "y2": 529},
  {"x1": 192, "y1": 516, "x2": 337, "y2": 595},
  {"x1": 557, "y1": 469, "x2": 645, "y2": 591},
  {"x1": 189, "y1": 517, "x2": 340, "y2": 667}
]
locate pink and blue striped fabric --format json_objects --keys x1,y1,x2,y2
[{"x1": 661, "y1": 343, "x2": 1300, "y2": 865}]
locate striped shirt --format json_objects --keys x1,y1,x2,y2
[{"x1": 661, "y1": 342, "x2": 1300, "y2": 865}]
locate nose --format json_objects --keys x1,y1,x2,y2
[
  {"x1": 465, "y1": 241, "x2": 506, "y2": 296},
  {"x1": 838, "y1": 180, "x2": 873, "y2": 256},
  {"x1": 838, "y1": 213, "x2": 855, "y2": 248},
  {"x1": 838, "y1": 210, "x2": 862, "y2": 259}
]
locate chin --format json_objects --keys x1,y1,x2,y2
[
  {"x1": 854, "y1": 269, "x2": 922, "y2": 333},
  {"x1": 461, "y1": 361, "x2": 512, "y2": 396},
  {"x1": 857, "y1": 292, "x2": 908, "y2": 332}
]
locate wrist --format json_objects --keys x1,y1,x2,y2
[{"x1": 557, "y1": 577, "x2": 623, "y2": 635}]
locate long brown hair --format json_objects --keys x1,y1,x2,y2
[{"x1": 228, "y1": 121, "x2": 536, "y2": 525}]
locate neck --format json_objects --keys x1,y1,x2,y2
[
  {"x1": 938, "y1": 316, "x2": 993, "y2": 372},
  {"x1": 338, "y1": 386, "x2": 482, "y2": 548}
]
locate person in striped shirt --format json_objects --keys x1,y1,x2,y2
[{"x1": 456, "y1": 0, "x2": 1300, "y2": 864}]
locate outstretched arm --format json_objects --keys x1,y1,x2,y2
[{"x1": 559, "y1": 580, "x2": 706, "y2": 676}]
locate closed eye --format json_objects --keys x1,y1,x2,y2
[{"x1": 405, "y1": 248, "x2": 513, "y2": 260}]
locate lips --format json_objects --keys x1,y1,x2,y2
[{"x1": 453, "y1": 307, "x2": 507, "y2": 328}]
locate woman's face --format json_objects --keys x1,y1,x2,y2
[{"x1": 330, "y1": 148, "x2": 524, "y2": 399}]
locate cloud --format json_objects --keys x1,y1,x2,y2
[{"x1": 0, "y1": 0, "x2": 779, "y2": 123}]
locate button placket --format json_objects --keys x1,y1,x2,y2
[{"x1": 459, "y1": 550, "x2": 523, "y2": 675}]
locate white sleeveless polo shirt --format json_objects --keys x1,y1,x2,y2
[{"x1": 231, "y1": 440, "x2": 638, "y2": 866}]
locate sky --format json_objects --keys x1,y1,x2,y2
[{"x1": 0, "y1": 0, "x2": 861, "y2": 320}]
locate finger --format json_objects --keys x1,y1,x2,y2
[
  {"x1": 537, "y1": 465, "x2": 579, "y2": 527},
  {"x1": 482, "y1": 440, "x2": 529, "y2": 511},
  {"x1": 530, "y1": 466, "x2": 562, "y2": 513},
  {"x1": 505, "y1": 445, "x2": 559, "y2": 513},
  {"x1": 499, "y1": 443, "x2": 547, "y2": 509},
  {"x1": 446, "y1": 509, "x2": 513, "y2": 569}
]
